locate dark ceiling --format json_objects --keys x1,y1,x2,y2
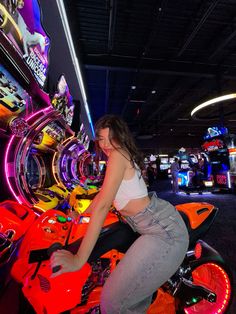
[{"x1": 63, "y1": 0, "x2": 236, "y2": 142}]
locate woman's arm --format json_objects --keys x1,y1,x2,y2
[{"x1": 50, "y1": 150, "x2": 127, "y2": 276}]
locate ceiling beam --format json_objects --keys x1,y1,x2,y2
[
  {"x1": 177, "y1": 0, "x2": 221, "y2": 57},
  {"x1": 107, "y1": 0, "x2": 117, "y2": 52},
  {"x1": 209, "y1": 28, "x2": 236, "y2": 60},
  {"x1": 84, "y1": 58, "x2": 236, "y2": 80}
]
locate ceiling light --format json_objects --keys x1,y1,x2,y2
[
  {"x1": 131, "y1": 85, "x2": 136, "y2": 90},
  {"x1": 191, "y1": 93, "x2": 236, "y2": 118},
  {"x1": 151, "y1": 90, "x2": 156, "y2": 94}
]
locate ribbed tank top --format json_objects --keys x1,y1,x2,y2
[{"x1": 113, "y1": 167, "x2": 148, "y2": 211}]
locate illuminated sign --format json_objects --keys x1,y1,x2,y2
[
  {"x1": 216, "y1": 174, "x2": 227, "y2": 186},
  {"x1": 202, "y1": 139, "x2": 224, "y2": 152},
  {"x1": 0, "y1": 0, "x2": 50, "y2": 88},
  {"x1": 203, "y1": 126, "x2": 228, "y2": 140},
  {"x1": 229, "y1": 148, "x2": 236, "y2": 155}
]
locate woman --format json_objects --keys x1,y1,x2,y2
[{"x1": 50, "y1": 115, "x2": 189, "y2": 313}]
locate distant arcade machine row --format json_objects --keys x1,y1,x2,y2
[{"x1": 178, "y1": 126, "x2": 236, "y2": 194}]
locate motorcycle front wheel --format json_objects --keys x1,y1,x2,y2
[{"x1": 184, "y1": 262, "x2": 232, "y2": 314}]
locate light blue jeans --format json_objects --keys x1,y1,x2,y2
[{"x1": 100, "y1": 192, "x2": 189, "y2": 314}]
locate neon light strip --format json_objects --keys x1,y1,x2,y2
[
  {"x1": 4, "y1": 135, "x2": 22, "y2": 203},
  {"x1": 191, "y1": 93, "x2": 236, "y2": 117},
  {"x1": 186, "y1": 171, "x2": 191, "y2": 187},
  {"x1": 0, "y1": 4, "x2": 22, "y2": 39},
  {"x1": 4, "y1": 107, "x2": 52, "y2": 203},
  {"x1": 26, "y1": 106, "x2": 51, "y2": 122},
  {"x1": 227, "y1": 171, "x2": 231, "y2": 189},
  {"x1": 56, "y1": 0, "x2": 95, "y2": 137},
  {"x1": 52, "y1": 134, "x2": 74, "y2": 185}
]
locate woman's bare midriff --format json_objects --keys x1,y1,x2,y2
[{"x1": 119, "y1": 195, "x2": 150, "y2": 217}]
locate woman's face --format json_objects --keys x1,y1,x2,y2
[{"x1": 97, "y1": 127, "x2": 118, "y2": 156}]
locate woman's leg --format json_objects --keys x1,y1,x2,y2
[{"x1": 100, "y1": 233, "x2": 187, "y2": 314}]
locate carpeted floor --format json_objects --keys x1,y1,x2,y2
[{"x1": 150, "y1": 178, "x2": 236, "y2": 314}]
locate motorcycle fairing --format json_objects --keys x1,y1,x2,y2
[
  {"x1": 0, "y1": 200, "x2": 36, "y2": 241},
  {"x1": 176, "y1": 202, "x2": 215, "y2": 230},
  {"x1": 22, "y1": 261, "x2": 91, "y2": 314},
  {"x1": 176, "y1": 203, "x2": 218, "y2": 247}
]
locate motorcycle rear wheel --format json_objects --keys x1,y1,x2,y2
[{"x1": 184, "y1": 262, "x2": 232, "y2": 314}]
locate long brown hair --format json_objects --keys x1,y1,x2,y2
[{"x1": 95, "y1": 115, "x2": 144, "y2": 169}]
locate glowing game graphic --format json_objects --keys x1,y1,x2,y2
[
  {"x1": 0, "y1": 64, "x2": 32, "y2": 129},
  {"x1": 0, "y1": 0, "x2": 50, "y2": 88},
  {"x1": 51, "y1": 75, "x2": 75, "y2": 126}
]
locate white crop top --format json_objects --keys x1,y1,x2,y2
[{"x1": 113, "y1": 166, "x2": 148, "y2": 211}]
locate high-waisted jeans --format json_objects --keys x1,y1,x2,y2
[{"x1": 100, "y1": 192, "x2": 189, "y2": 314}]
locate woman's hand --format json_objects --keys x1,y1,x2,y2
[
  {"x1": 50, "y1": 249, "x2": 82, "y2": 277},
  {"x1": 68, "y1": 210, "x2": 80, "y2": 221}
]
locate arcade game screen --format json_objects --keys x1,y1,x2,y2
[
  {"x1": 209, "y1": 149, "x2": 230, "y2": 172},
  {"x1": 26, "y1": 120, "x2": 66, "y2": 191},
  {"x1": 26, "y1": 154, "x2": 41, "y2": 188},
  {"x1": 180, "y1": 160, "x2": 190, "y2": 170},
  {"x1": 32, "y1": 121, "x2": 65, "y2": 151},
  {"x1": 160, "y1": 157, "x2": 169, "y2": 170},
  {"x1": 0, "y1": 65, "x2": 33, "y2": 130},
  {"x1": 99, "y1": 161, "x2": 106, "y2": 174}
]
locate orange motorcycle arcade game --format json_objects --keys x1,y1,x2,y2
[{"x1": 10, "y1": 201, "x2": 232, "y2": 314}]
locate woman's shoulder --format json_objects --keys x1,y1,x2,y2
[{"x1": 109, "y1": 149, "x2": 131, "y2": 164}]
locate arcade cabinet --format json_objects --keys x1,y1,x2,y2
[{"x1": 202, "y1": 126, "x2": 231, "y2": 192}]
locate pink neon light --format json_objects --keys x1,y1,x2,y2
[
  {"x1": 26, "y1": 106, "x2": 52, "y2": 122},
  {"x1": 4, "y1": 135, "x2": 22, "y2": 203},
  {"x1": 4, "y1": 106, "x2": 52, "y2": 203}
]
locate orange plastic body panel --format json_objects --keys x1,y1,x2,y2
[
  {"x1": 0, "y1": 200, "x2": 36, "y2": 240},
  {"x1": 11, "y1": 209, "x2": 119, "y2": 313},
  {"x1": 71, "y1": 286, "x2": 102, "y2": 314},
  {"x1": 176, "y1": 202, "x2": 215, "y2": 229},
  {"x1": 22, "y1": 261, "x2": 91, "y2": 314},
  {"x1": 148, "y1": 288, "x2": 175, "y2": 314},
  {"x1": 11, "y1": 209, "x2": 87, "y2": 282}
]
